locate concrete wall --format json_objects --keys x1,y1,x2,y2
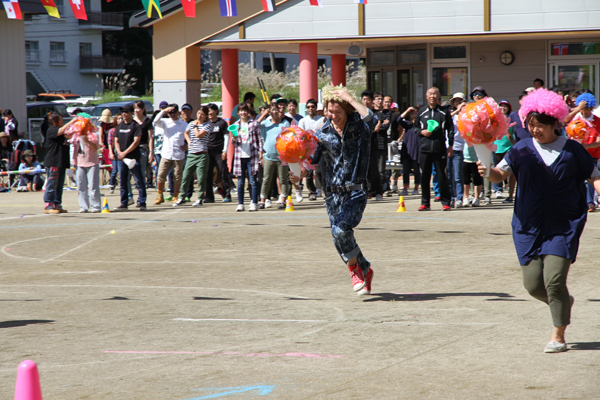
[
  {"x1": 470, "y1": 40, "x2": 546, "y2": 107},
  {"x1": 0, "y1": 14, "x2": 27, "y2": 131}
]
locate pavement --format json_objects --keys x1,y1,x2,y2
[{"x1": 1, "y1": 187, "x2": 599, "y2": 400}]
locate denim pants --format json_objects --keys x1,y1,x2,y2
[
  {"x1": 586, "y1": 159, "x2": 600, "y2": 205},
  {"x1": 238, "y1": 157, "x2": 259, "y2": 204},
  {"x1": 326, "y1": 190, "x2": 370, "y2": 275},
  {"x1": 43, "y1": 167, "x2": 66, "y2": 206},
  {"x1": 447, "y1": 151, "x2": 464, "y2": 201},
  {"x1": 19, "y1": 173, "x2": 44, "y2": 189},
  {"x1": 109, "y1": 156, "x2": 119, "y2": 187},
  {"x1": 179, "y1": 152, "x2": 208, "y2": 201},
  {"x1": 432, "y1": 165, "x2": 440, "y2": 197},
  {"x1": 118, "y1": 159, "x2": 146, "y2": 206},
  {"x1": 139, "y1": 146, "x2": 149, "y2": 189},
  {"x1": 77, "y1": 164, "x2": 101, "y2": 211}
]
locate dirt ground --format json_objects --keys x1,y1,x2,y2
[{"x1": 1, "y1": 187, "x2": 599, "y2": 399}]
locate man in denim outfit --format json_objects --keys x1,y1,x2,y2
[{"x1": 291, "y1": 87, "x2": 377, "y2": 295}]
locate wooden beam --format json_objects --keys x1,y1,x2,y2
[
  {"x1": 238, "y1": 22, "x2": 245, "y2": 39},
  {"x1": 483, "y1": 0, "x2": 490, "y2": 32},
  {"x1": 358, "y1": 4, "x2": 365, "y2": 36}
]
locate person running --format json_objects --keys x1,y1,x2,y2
[
  {"x1": 174, "y1": 106, "x2": 212, "y2": 207},
  {"x1": 479, "y1": 88, "x2": 600, "y2": 353},
  {"x1": 232, "y1": 102, "x2": 263, "y2": 211},
  {"x1": 43, "y1": 113, "x2": 76, "y2": 214},
  {"x1": 290, "y1": 86, "x2": 376, "y2": 295}
]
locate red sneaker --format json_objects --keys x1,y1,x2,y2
[
  {"x1": 434, "y1": 196, "x2": 441, "y2": 202},
  {"x1": 348, "y1": 263, "x2": 365, "y2": 292},
  {"x1": 442, "y1": 205, "x2": 451, "y2": 211},
  {"x1": 418, "y1": 205, "x2": 431, "y2": 211},
  {"x1": 357, "y1": 268, "x2": 373, "y2": 296}
]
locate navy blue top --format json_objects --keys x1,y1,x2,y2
[
  {"x1": 508, "y1": 110, "x2": 531, "y2": 142},
  {"x1": 312, "y1": 110, "x2": 377, "y2": 189},
  {"x1": 505, "y1": 138, "x2": 594, "y2": 265}
]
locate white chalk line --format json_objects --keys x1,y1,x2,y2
[{"x1": 174, "y1": 318, "x2": 329, "y2": 323}]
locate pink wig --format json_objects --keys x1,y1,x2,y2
[{"x1": 518, "y1": 88, "x2": 569, "y2": 125}]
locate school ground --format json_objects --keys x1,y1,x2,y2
[{"x1": 1, "y1": 188, "x2": 599, "y2": 400}]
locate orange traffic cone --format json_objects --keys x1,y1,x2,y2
[
  {"x1": 285, "y1": 195, "x2": 294, "y2": 212},
  {"x1": 14, "y1": 360, "x2": 42, "y2": 400},
  {"x1": 397, "y1": 196, "x2": 407, "y2": 212}
]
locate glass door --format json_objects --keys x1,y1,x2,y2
[
  {"x1": 368, "y1": 71, "x2": 382, "y2": 93},
  {"x1": 396, "y1": 68, "x2": 426, "y2": 112},
  {"x1": 549, "y1": 63, "x2": 597, "y2": 93}
]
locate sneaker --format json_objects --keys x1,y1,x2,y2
[
  {"x1": 185, "y1": 197, "x2": 190, "y2": 202},
  {"x1": 16, "y1": 186, "x2": 27, "y2": 192},
  {"x1": 434, "y1": 196, "x2": 441, "y2": 202},
  {"x1": 357, "y1": 268, "x2": 373, "y2": 296},
  {"x1": 265, "y1": 199, "x2": 272, "y2": 208},
  {"x1": 204, "y1": 198, "x2": 214, "y2": 203},
  {"x1": 164, "y1": 195, "x2": 173, "y2": 201},
  {"x1": 173, "y1": 198, "x2": 186, "y2": 207},
  {"x1": 316, "y1": 189, "x2": 322, "y2": 197},
  {"x1": 375, "y1": 194, "x2": 383, "y2": 201},
  {"x1": 495, "y1": 191, "x2": 504, "y2": 199},
  {"x1": 589, "y1": 203, "x2": 596, "y2": 212},
  {"x1": 295, "y1": 189, "x2": 303, "y2": 203},
  {"x1": 258, "y1": 202, "x2": 265, "y2": 209},
  {"x1": 114, "y1": 204, "x2": 128, "y2": 211},
  {"x1": 308, "y1": 193, "x2": 317, "y2": 201},
  {"x1": 463, "y1": 199, "x2": 471, "y2": 207},
  {"x1": 277, "y1": 202, "x2": 285, "y2": 209},
  {"x1": 192, "y1": 199, "x2": 203, "y2": 207},
  {"x1": 223, "y1": 196, "x2": 232, "y2": 203},
  {"x1": 139, "y1": 204, "x2": 147, "y2": 211},
  {"x1": 484, "y1": 197, "x2": 491, "y2": 205},
  {"x1": 391, "y1": 184, "x2": 398, "y2": 193},
  {"x1": 385, "y1": 191, "x2": 392, "y2": 197},
  {"x1": 249, "y1": 202, "x2": 258, "y2": 211},
  {"x1": 108, "y1": 186, "x2": 115, "y2": 194},
  {"x1": 154, "y1": 195, "x2": 165, "y2": 205},
  {"x1": 90, "y1": 209, "x2": 101, "y2": 213},
  {"x1": 348, "y1": 263, "x2": 366, "y2": 292},
  {"x1": 57, "y1": 207, "x2": 68, "y2": 213},
  {"x1": 236, "y1": 204, "x2": 245, "y2": 212},
  {"x1": 79, "y1": 208, "x2": 88, "y2": 213},
  {"x1": 411, "y1": 189, "x2": 419, "y2": 195},
  {"x1": 44, "y1": 205, "x2": 60, "y2": 214},
  {"x1": 400, "y1": 189, "x2": 409, "y2": 196},
  {"x1": 418, "y1": 205, "x2": 431, "y2": 211},
  {"x1": 442, "y1": 205, "x2": 451, "y2": 211},
  {"x1": 502, "y1": 197, "x2": 513, "y2": 203},
  {"x1": 455, "y1": 200, "x2": 463, "y2": 208},
  {"x1": 128, "y1": 198, "x2": 134, "y2": 206},
  {"x1": 471, "y1": 198, "x2": 480, "y2": 207},
  {"x1": 450, "y1": 199, "x2": 455, "y2": 208},
  {"x1": 135, "y1": 200, "x2": 141, "y2": 208},
  {"x1": 544, "y1": 341, "x2": 567, "y2": 353}
]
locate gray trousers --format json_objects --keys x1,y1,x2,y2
[
  {"x1": 77, "y1": 164, "x2": 101, "y2": 211},
  {"x1": 521, "y1": 255, "x2": 572, "y2": 327}
]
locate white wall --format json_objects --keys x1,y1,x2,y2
[{"x1": 0, "y1": 14, "x2": 27, "y2": 131}]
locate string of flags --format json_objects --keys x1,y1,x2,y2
[{"x1": 1, "y1": 0, "x2": 367, "y2": 21}]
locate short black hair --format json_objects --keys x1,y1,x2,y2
[
  {"x1": 288, "y1": 99, "x2": 298, "y2": 106},
  {"x1": 306, "y1": 98, "x2": 318, "y2": 107},
  {"x1": 518, "y1": 91, "x2": 529, "y2": 100},
  {"x1": 361, "y1": 90, "x2": 373, "y2": 100},
  {"x1": 373, "y1": 91, "x2": 383, "y2": 99},
  {"x1": 533, "y1": 78, "x2": 544, "y2": 87},
  {"x1": 169, "y1": 103, "x2": 179, "y2": 112},
  {"x1": 208, "y1": 103, "x2": 220, "y2": 112},
  {"x1": 243, "y1": 92, "x2": 256, "y2": 102},
  {"x1": 270, "y1": 93, "x2": 282, "y2": 101}
]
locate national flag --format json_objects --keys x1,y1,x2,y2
[
  {"x1": 141, "y1": 0, "x2": 162, "y2": 18},
  {"x1": 40, "y1": 0, "x2": 60, "y2": 18},
  {"x1": 2, "y1": 0, "x2": 22, "y2": 19},
  {"x1": 354, "y1": 0, "x2": 367, "y2": 3},
  {"x1": 261, "y1": 0, "x2": 275, "y2": 12},
  {"x1": 552, "y1": 43, "x2": 568, "y2": 56},
  {"x1": 218, "y1": 0, "x2": 236, "y2": 16},
  {"x1": 68, "y1": 0, "x2": 87, "y2": 20},
  {"x1": 181, "y1": 0, "x2": 194, "y2": 17},
  {"x1": 309, "y1": 0, "x2": 323, "y2": 6}
]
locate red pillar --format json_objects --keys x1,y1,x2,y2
[
  {"x1": 299, "y1": 43, "x2": 318, "y2": 103},
  {"x1": 331, "y1": 54, "x2": 347, "y2": 86},
  {"x1": 221, "y1": 49, "x2": 239, "y2": 124}
]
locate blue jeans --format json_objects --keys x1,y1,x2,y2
[
  {"x1": 110, "y1": 157, "x2": 119, "y2": 187},
  {"x1": 447, "y1": 150, "x2": 464, "y2": 201},
  {"x1": 432, "y1": 165, "x2": 440, "y2": 197},
  {"x1": 237, "y1": 157, "x2": 258, "y2": 205},
  {"x1": 43, "y1": 166, "x2": 66, "y2": 206},
  {"x1": 118, "y1": 159, "x2": 146, "y2": 206}
]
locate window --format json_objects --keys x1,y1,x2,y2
[
  {"x1": 397, "y1": 49, "x2": 426, "y2": 64},
  {"x1": 262, "y1": 57, "x2": 285, "y2": 73},
  {"x1": 25, "y1": 41, "x2": 40, "y2": 63},
  {"x1": 556, "y1": 65, "x2": 595, "y2": 92},
  {"x1": 433, "y1": 46, "x2": 467, "y2": 60},
  {"x1": 54, "y1": 0, "x2": 65, "y2": 16},
  {"x1": 368, "y1": 50, "x2": 395, "y2": 66},
  {"x1": 550, "y1": 42, "x2": 600, "y2": 56},
  {"x1": 50, "y1": 42, "x2": 67, "y2": 64},
  {"x1": 318, "y1": 58, "x2": 327, "y2": 70},
  {"x1": 432, "y1": 67, "x2": 468, "y2": 101},
  {"x1": 79, "y1": 43, "x2": 92, "y2": 56}
]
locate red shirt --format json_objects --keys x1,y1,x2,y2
[{"x1": 582, "y1": 115, "x2": 600, "y2": 159}]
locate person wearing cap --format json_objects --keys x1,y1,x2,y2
[
  {"x1": 16, "y1": 150, "x2": 44, "y2": 192},
  {"x1": 43, "y1": 113, "x2": 77, "y2": 214},
  {"x1": 114, "y1": 104, "x2": 147, "y2": 211},
  {"x1": 299, "y1": 98, "x2": 325, "y2": 200},
  {"x1": 494, "y1": 100, "x2": 517, "y2": 203},
  {"x1": 415, "y1": 87, "x2": 454, "y2": 211},
  {"x1": 98, "y1": 108, "x2": 114, "y2": 181},
  {"x1": 316, "y1": 103, "x2": 325, "y2": 117},
  {"x1": 153, "y1": 104, "x2": 188, "y2": 206},
  {"x1": 73, "y1": 121, "x2": 101, "y2": 213},
  {"x1": 159, "y1": 101, "x2": 169, "y2": 110},
  {"x1": 447, "y1": 92, "x2": 466, "y2": 207}
]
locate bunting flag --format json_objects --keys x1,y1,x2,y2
[
  {"x1": 261, "y1": 0, "x2": 275, "y2": 12},
  {"x1": 181, "y1": 0, "x2": 194, "y2": 17},
  {"x1": 68, "y1": 0, "x2": 87, "y2": 20},
  {"x1": 40, "y1": 0, "x2": 60, "y2": 18},
  {"x1": 309, "y1": 0, "x2": 323, "y2": 7},
  {"x1": 218, "y1": 0, "x2": 236, "y2": 16},
  {"x1": 141, "y1": 0, "x2": 162, "y2": 18},
  {"x1": 354, "y1": 0, "x2": 367, "y2": 3},
  {"x1": 2, "y1": 0, "x2": 22, "y2": 19}
]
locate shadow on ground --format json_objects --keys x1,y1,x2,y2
[
  {"x1": 569, "y1": 342, "x2": 600, "y2": 350},
  {"x1": 364, "y1": 292, "x2": 515, "y2": 302},
  {"x1": 0, "y1": 320, "x2": 54, "y2": 329}
]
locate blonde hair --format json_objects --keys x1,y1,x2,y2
[{"x1": 321, "y1": 84, "x2": 357, "y2": 115}]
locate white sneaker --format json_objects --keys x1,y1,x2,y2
[
  {"x1": 472, "y1": 198, "x2": 480, "y2": 207},
  {"x1": 79, "y1": 208, "x2": 88, "y2": 213},
  {"x1": 455, "y1": 200, "x2": 463, "y2": 208},
  {"x1": 375, "y1": 194, "x2": 383, "y2": 201},
  {"x1": 495, "y1": 191, "x2": 504, "y2": 199},
  {"x1": 484, "y1": 197, "x2": 491, "y2": 205},
  {"x1": 236, "y1": 204, "x2": 244, "y2": 212},
  {"x1": 249, "y1": 202, "x2": 258, "y2": 211},
  {"x1": 391, "y1": 184, "x2": 399, "y2": 192},
  {"x1": 462, "y1": 199, "x2": 470, "y2": 207},
  {"x1": 16, "y1": 186, "x2": 28, "y2": 192},
  {"x1": 295, "y1": 189, "x2": 303, "y2": 203},
  {"x1": 265, "y1": 199, "x2": 272, "y2": 208}
]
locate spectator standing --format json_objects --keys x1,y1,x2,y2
[
  {"x1": 286, "y1": 99, "x2": 304, "y2": 124},
  {"x1": 361, "y1": 90, "x2": 383, "y2": 200},
  {"x1": 107, "y1": 114, "x2": 121, "y2": 194},
  {"x1": 398, "y1": 107, "x2": 421, "y2": 196},
  {"x1": 509, "y1": 91, "x2": 532, "y2": 141},
  {"x1": 298, "y1": 98, "x2": 325, "y2": 200},
  {"x1": 134, "y1": 101, "x2": 153, "y2": 201},
  {"x1": 448, "y1": 92, "x2": 466, "y2": 207},
  {"x1": 494, "y1": 100, "x2": 517, "y2": 203},
  {"x1": 259, "y1": 105, "x2": 290, "y2": 209},
  {"x1": 73, "y1": 127, "x2": 101, "y2": 213},
  {"x1": 231, "y1": 92, "x2": 256, "y2": 124},
  {"x1": 205, "y1": 104, "x2": 233, "y2": 203},
  {"x1": 2, "y1": 109, "x2": 19, "y2": 141}
]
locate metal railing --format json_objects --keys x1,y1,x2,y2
[
  {"x1": 79, "y1": 55, "x2": 124, "y2": 70},
  {"x1": 26, "y1": 49, "x2": 41, "y2": 63},
  {"x1": 78, "y1": 12, "x2": 123, "y2": 27},
  {"x1": 49, "y1": 50, "x2": 68, "y2": 64}
]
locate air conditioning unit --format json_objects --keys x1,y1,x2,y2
[{"x1": 347, "y1": 43, "x2": 363, "y2": 57}]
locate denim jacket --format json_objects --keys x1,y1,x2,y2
[{"x1": 312, "y1": 109, "x2": 377, "y2": 188}]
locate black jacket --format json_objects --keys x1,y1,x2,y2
[{"x1": 415, "y1": 105, "x2": 454, "y2": 154}]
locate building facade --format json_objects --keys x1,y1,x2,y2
[{"x1": 24, "y1": 0, "x2": 124, "y2": 97}]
